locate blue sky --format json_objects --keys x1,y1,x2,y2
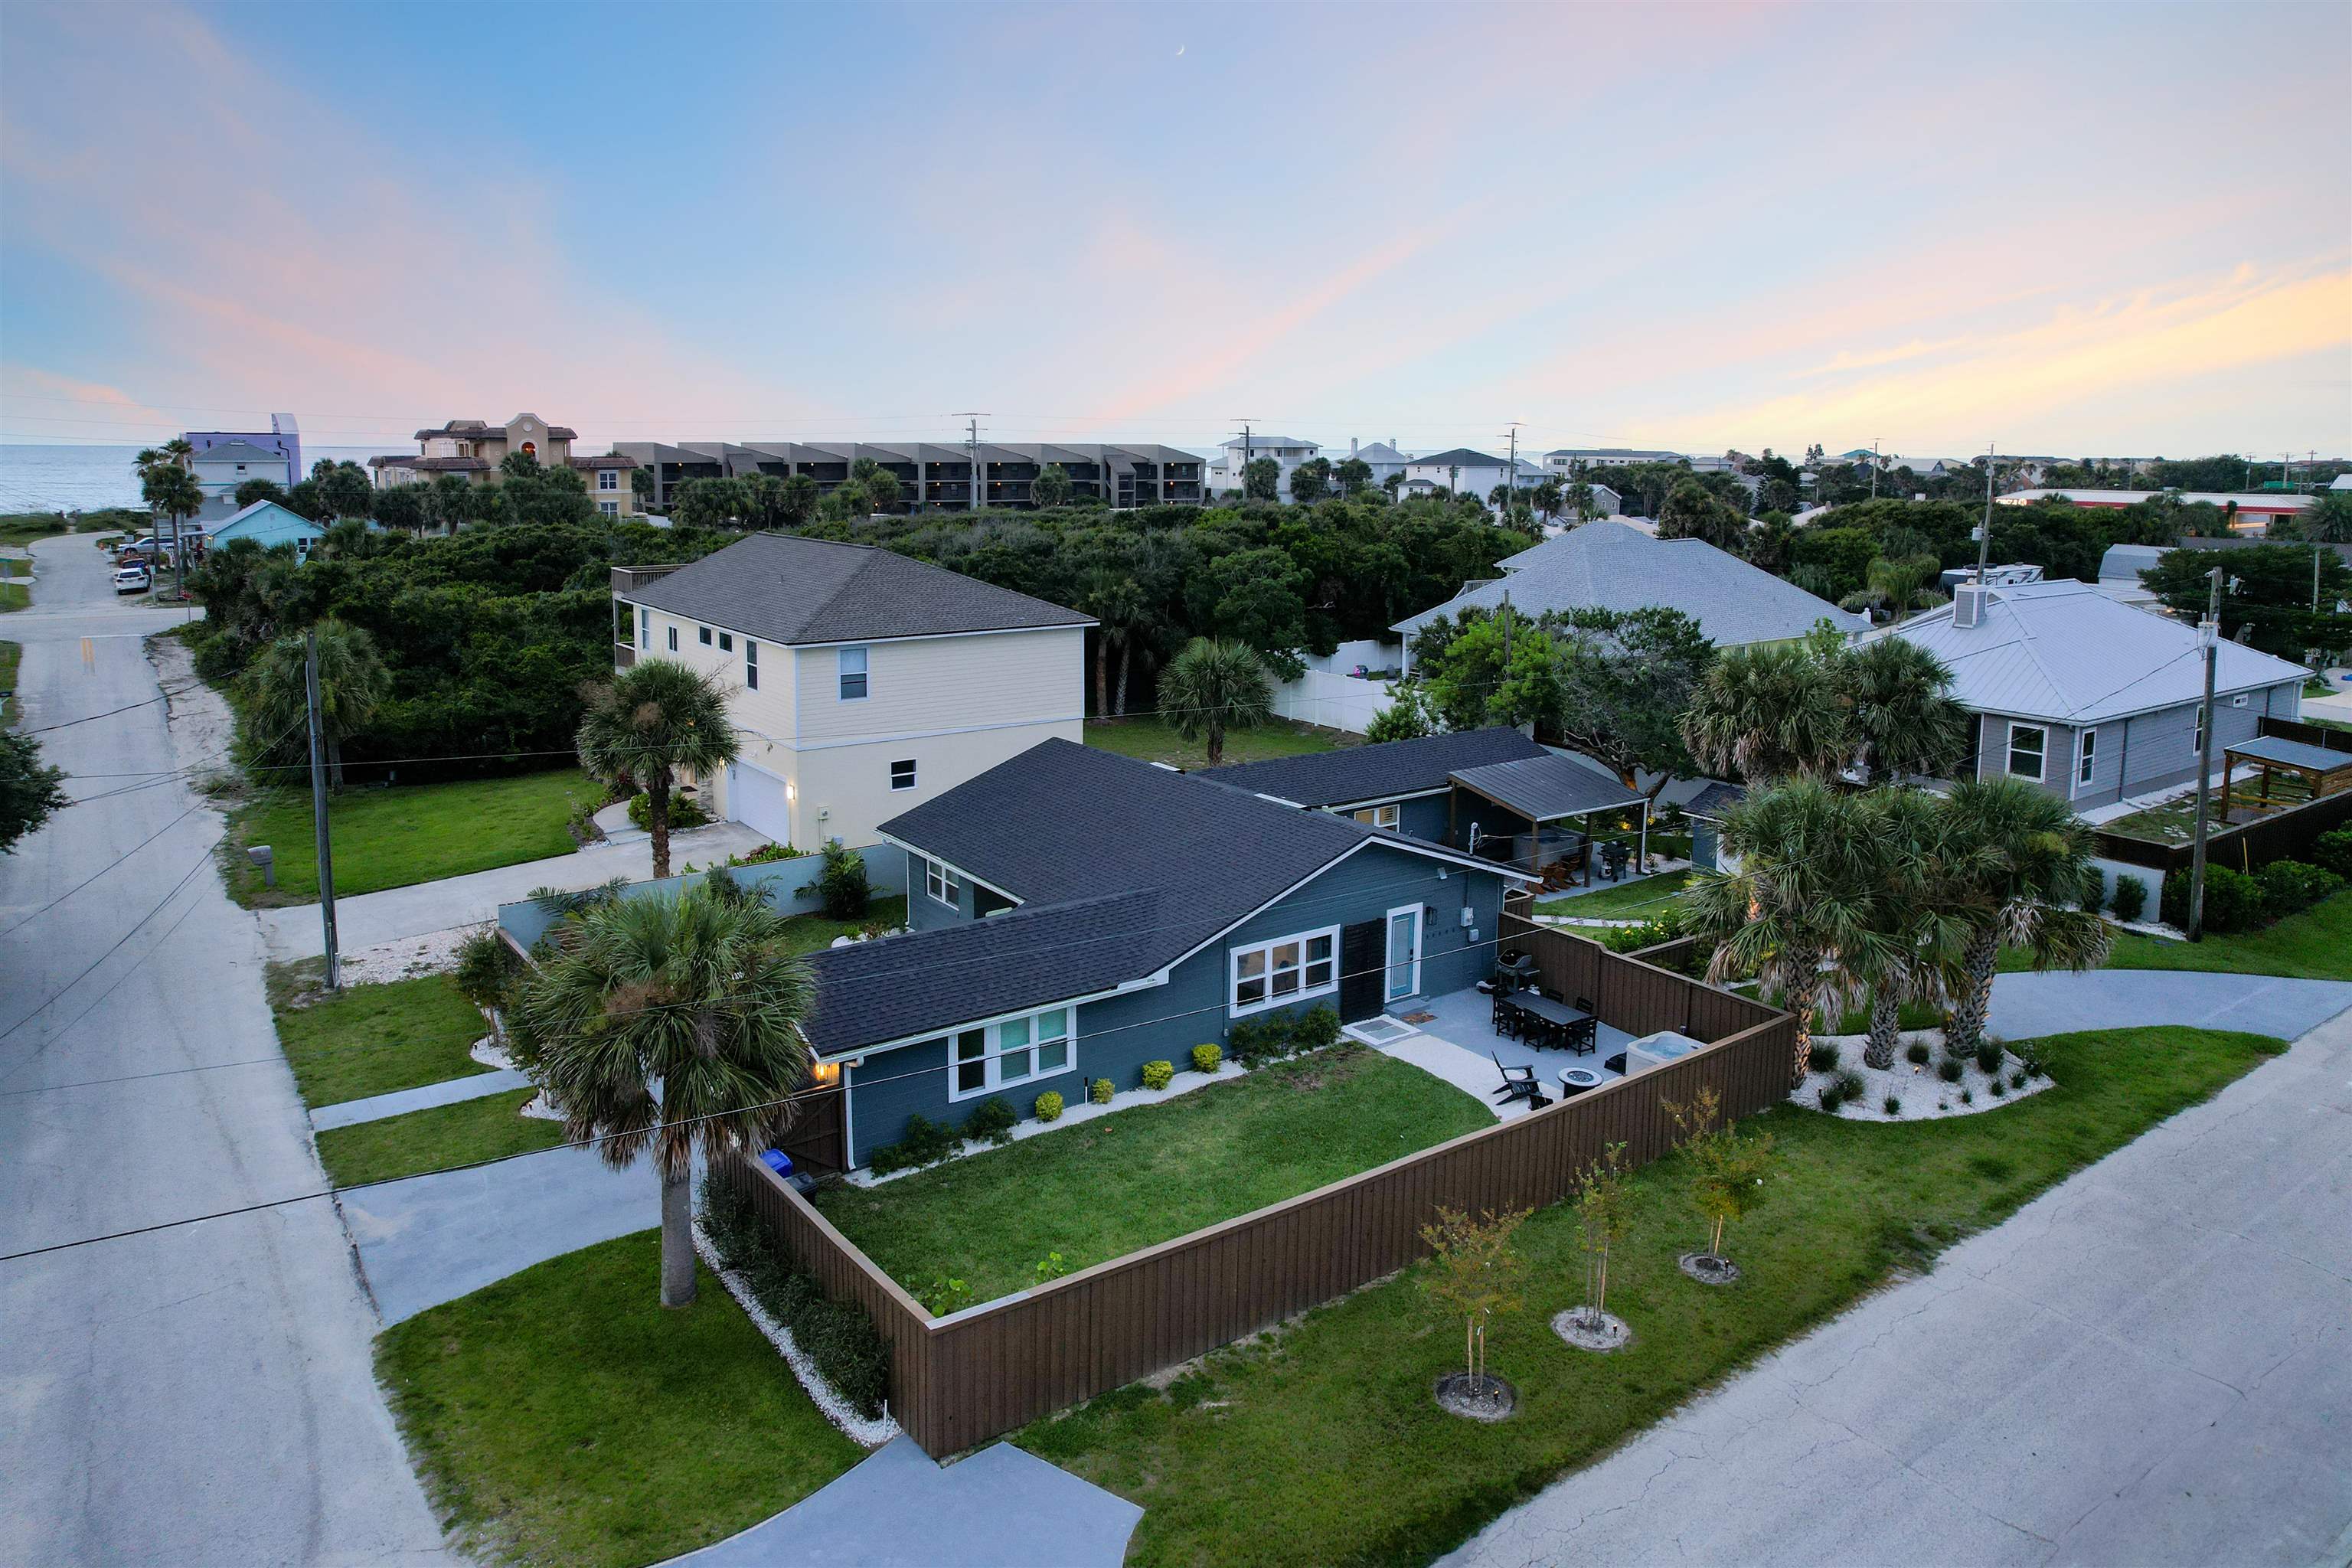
[{"x1": 2, "y1": 1, "x2": 2347, "y2": 460}]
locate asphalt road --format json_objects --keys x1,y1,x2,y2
[{"x1": 0, "y1": 536, "x2": 449, "y2": 1566}]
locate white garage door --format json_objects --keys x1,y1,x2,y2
[{"x1": 728, "y1": 762, "x2": 792, "y2": 844}]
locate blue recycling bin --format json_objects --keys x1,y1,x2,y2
[{"x1": 760, "y1": 1148, "x2": 794, "y2": 1178}]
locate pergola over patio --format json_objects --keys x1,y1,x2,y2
[
  {"x1": 2218, "y1": 733, "x2": 2352, "y2": 821},
  {"x1": 1448, "y1": 753, "x2": 1649, "y2": 887}
]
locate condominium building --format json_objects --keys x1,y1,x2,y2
[
  {"x1": 368, "y1": 413, "x2": 642, "y2": 517},
  {"x1": 610, "y1": 439, "x2": 1205, "y2": 514}
]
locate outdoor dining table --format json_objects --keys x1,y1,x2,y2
[{"x1": 1504, "y1": 991, "x2": 1588, "y2": 1029}]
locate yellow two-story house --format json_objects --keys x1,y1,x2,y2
[{"x1": 611, "y1": 533, "x2": 1091, "y2": 850}]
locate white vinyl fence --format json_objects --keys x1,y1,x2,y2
[{"x1": 1270, "y1": 639, "x2": 1403, "y2": 735}]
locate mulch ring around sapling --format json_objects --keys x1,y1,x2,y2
[
  {"x1": 1678, "y1": 1252, "x2": 1741, "y2": 1286},
  {"x1": 1433, "y1": 1372, "x2": 1517, "y2": 1421},
  {"x1": 1552, "y1": 1307, "x2": 1632, "y2": 1353}
]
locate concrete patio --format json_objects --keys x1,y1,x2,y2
[{"x1": 1373, "y1": 985, "x2": 1637, "y2": 1117}]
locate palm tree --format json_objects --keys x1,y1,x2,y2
[
  {"x1": 1079, "y1": 573, "x2": 1151, "y2": 717},
  {"x1": 1681, "y1": 642, "x2": 1851, "y2": 785},
  {"x1": 138, "y1": 450, "x2": 204, "y2": 599},
  {"x1": 577, "y1": 660, "x2": 740, "y2": 878},
  {"x1": 1685, "y1": 779, "x2": 1890, "y2": 1083},
  {"x1": 1157, "y1": 637, "x2": 1272, "y2": 766},
  {"x1": 1864, "y1": 553, "x2": 1943, "y2": 619},
  {"x1": 236, "y1": 618, "x2": 389, "y2": 788},
  {"x1": 1844, "y1": 637, "x2": 1970, "y2": 786},
  {"x1": 516, "y1": 886, "x2": 815, "y2": 1307},
  {"x1": 1850, "y1": 788, "x2": 1970, "y2": 1069},
  {"x1": 1939, "y1": 776, "x2": 2112, "y2": 1053}
]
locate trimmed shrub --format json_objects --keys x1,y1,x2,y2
[
  {"x1": 1807, "y1": 1040, "x2": 1841, "y2": 1074},
  {"x1": 451, "y1": 924, "x2": 518, "y2": 1014},
  {"x1": 2111, "y1": 874, "x2": 2147, "y2": 924},
  {"x1": 1225, "y1": 1016, "x2": 1286, "y2": 1068},
  {"x1": 1883, "y1": 1096, "x2": 1902, "y2": 1116},
  {"x1": 2162, "y1": 864, "x2": 2263, "y2": 933},
  {"x1": 1835, "y1": 1068, "x2": 1866, "y2": 1102},
  {"x1": 1818, "y1": 1084, "x2": 1844, "y2": 1112},
  {"x1": 2015, "y1": 1040, "x2": 2049, "y2": 1080},
  {"x1": 1975, "y1": 1037, "x2": 2004, "y2": 1076},
  {"x1": 1905, "y1": 1041, "x2": 1932, "y2": 1066},
  {"x1": 1938, "y1": 1057, "x2": 1964, "y2": 1083},
  {"x1": 1959, "y1": 1088, "x2": 1975, "y2": 1105},
  {"x1": 2010, "y1": 1070, "x2": 2027, "y2": 1089},
  {"x1": 1293, "y1": 1004, "x2": 1342, "y2": 1051},
  {"x1": 699, "y1": 1172, "x2": 890, "y2": 1417},
  {"x1": 2259, "y1": 858, "x2": 2344, "y2": 919},
  {"x1": 818, "y1": 840, "x2": 871, "y2": 920},
  {"x1": 1141, "y1": 1060, "x2": 1174, "y2": 1091},
  {"x1": 1191, "y1": 1043, "x2": 1223, "y2": 1075},
  {"x1": 867, "y1": 1112, "x2": 959, "y2": 1175},
  {"x1": 1033, "y1": 1090, "x2": 1064, "y2": 1122},
  {"x1": 1088, "y1": 1077, "x2": 1114, "y2": 1106},
  {"x1": 2312, "y1": 827, "x2": 2352, "y2": 881},
  {"x1": 627, "y1": 789, "x2": 710, "y2": 831},
  {"x1": 962, "y1": 1096, "x2": 1016, "y2": 1145},
  {"x1": 1988, "y1": 1076, "x2": 2007, "y2": 1098}
]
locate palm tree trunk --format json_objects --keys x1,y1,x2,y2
[
  {"x1": 648, "y1": 776, "x2": 672, "y2": 880},
  {"x1": 1949, "y1": 929, "x2": 1998, "y2": 1051},
  {"x1": 659, "y1": 1165, "x2": 696, "y2": 1308},
  {"x1": 1207, "y1": 717, "x2": 1225, "y2": 767},
  {"x1": 1093, "y1": 638, "x2": 1110, "y2": 721},
  {"x1": 326, "y1": 734, "x2": 345, "y2": 792},
  {"x1": 1114, "y1": 643, "x2": 1131, "y2": 715},
  {"x1": 1864, "y1": 989, "x2": 1900, "y2": 1070}
]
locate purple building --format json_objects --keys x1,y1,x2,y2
[{"x1": 185, "y1": 413, "x2": 302, "y2": 484}]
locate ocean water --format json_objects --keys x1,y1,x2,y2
[{"x1": 0, "y1": 444, "x2": 385, "y2": 514}]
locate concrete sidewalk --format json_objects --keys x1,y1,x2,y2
[
  {"x1": 1989, "y1": 967, "x2": 2352, "y2": 1043},
  {"x1": 256, "y1": 821, "x2": 771, "y2": 959},
  {"x1": 309, "y1": 1067, "x2": 530, "y2": 1131},
  {"x1": 1441, "y1": 1006, "x2": 2352, "y2": 1568}
]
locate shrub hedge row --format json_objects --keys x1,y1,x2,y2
[{"x1": 699, "y1": 1171, "x2": 890, "y2": 1419}]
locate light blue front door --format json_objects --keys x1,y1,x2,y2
[{"x1": 1385, "y1": 907, "x2": 1422, "y2": 1002}]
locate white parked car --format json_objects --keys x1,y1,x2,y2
[{"x1": 113, "y1": 564, "x2": 152, "y2": 595}]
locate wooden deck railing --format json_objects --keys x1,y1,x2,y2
[{"x1": 726, "y1": 916, "x2": 1794, "y2": 1456}]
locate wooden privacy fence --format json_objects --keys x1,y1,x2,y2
[
  {"x1": 2094, "y1": 783, "x2": 2352, "y2": 872},
  {"x1": 724, "y1": 919, "x2": 1795, "y2": 1457}
]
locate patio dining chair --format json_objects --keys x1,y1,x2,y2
[
  {"x1": 1563, "y1": 1017, "x2": 1598, "y2": 1056},
  {"x1": 1490, "y1": 1052, "x2": 1553, "y2": 1109}
]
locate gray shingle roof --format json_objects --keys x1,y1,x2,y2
[
  {"x1": 1681, "y1": 779, "x2": 1746, "y2": 818},
  {"x1": 1449, "y1": 756, "x2": 1645, "y2": 822},
  {"x1": 1396, "y1": 521, "x2": 1867, "y2": 645},
  {"x1": 799, "y1": 739, "x2": 1515, "y2": 1056},
  {"x1": 619, "y1": 533, "x2": 1091, "y2": 645},
  {"x1": 1200, "y1": 727, "x2": 1547, "y2": 806},
  {"x1": 1873, "y1": 580, "x2": 2311, "y2": 724},
  {"x1": 1412, "y1": 448, "x2": 1506, "y2": 468}
]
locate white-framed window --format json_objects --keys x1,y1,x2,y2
[
  {"x1": 666, "y1": 626, "x2": 678, "y2": 652},
  {"x1": 890, "y1": 758, "x2": 916, "y2": 791},
  {"x1": 1351, "y1": 802, "x2": 1401, "y2": 830},
  {"x1": 838, "y1": 645, "x2": 868, "y2": 700},
  {"x1": 923, "y1": 856, "x2": 961, "y2": 909},
  {"x1": 2007, "y1": 722, "x2": 2046, "y2": 781},
  {"x1": 2193, "y1": 707, "x2": 2205, "y2": 756},
  {"x1": 599, "y1": 500, "x2": 619, "y2": 516},
  {"x1": 2077, "y1": 728, "x2": 2096, "y2": 789},
  {"x1": 597, "y1": 469, "x2": 619, "y2": 491},
  {"x1": 699, "y1": 626, "x2": 713, "y2": 646},
  {"x1": 638, "y1": 606, "x2": 649, "y2": 645},
  {"x1": 1229, "y1": 926, "x2": 1340, "y2": 1016},
  {"x1": 949, "y1": 1005, "x2": 1073, "y2": 1100},
  {"x1": 718, "y1": 632, "x2": 733, "y2": 652},
  {"x1": 745, "y1": 640, "x2": 759, "y2": 690}
]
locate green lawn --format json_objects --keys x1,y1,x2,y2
[
  {"x1": 816, "y1": 1047, "x2": 1494, "y2": 1303},
  {"x1": 0, "y1": 580, "x2": 25, "y2": 612},
  {"x1": 314, "y1": 1088, "x2": 564, "y2": 1189},
  {"x1": 1084, "y1": 714, "x2": 1353, "y2": 772},
  {"x1": 776, "y1": 894, "x2": 909, "y2": 957},
  {"x1": 378, "y1": 1229, "x2": 861, "y2": 1568},
  {"x1": 1537, "y1": 868, "x2": 1697, "y2": 920},
  {"x1": 2102, "y1": 888, "x2": 2352, "y2": 981},
  {"x1": 1, "y1": 640, "x2": 19, "y2": 727},
  {"x1": 224, "y1": 768, "x2": 596, "y2": 905},
  {"x1": 1017, "y1": 1026, "x2": 2286, "y2": 1567},
  {"x1": 267, "y1": 962, "x2": 491, "y2": 1108}
]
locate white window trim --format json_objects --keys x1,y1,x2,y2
[
  {"x1": 1384, "y1": 902, "x2": 1424, "y2": 1003},
  {"x1": 890, "y1": 758, "x2": 917, "y2": 792},
  {"x1": 1351, "y1": 802, "x2": 1401, "y2": 830},
  {"x1": 923, "y1": 855, "x2": 961, "y2": 909},
  {"x1": 2007, "y1": 721, "x2": 2047, "y2": 781},
  {"x1": 597, "y1": 469, "x2": 619, "y2": 491},
  {"x1": 946, "y1": 1004, "x2": 1075, "y2": 1102},
  {"x1": 2193, "y1": 707, "x2": 2205, "y2": 756},
  {"x1": 838, "y1": 645, "x2": 869, "y2": 701},
  {"x1": 1228, "y1": 924, "x2": 1341, "y2": 1018},
  {"x1": 745, "y1": 639, "x2": 759, "y2": 689},
  {"x1": 666, "y1": 626, "x2": 678, "y2": 652},
  {"x1": 2076, "y1": 728, "x2": 2096, "y2": 789}
]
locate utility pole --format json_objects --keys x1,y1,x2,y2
[
  {"x1": 305, "y1": 628, "x2": 341, "y2": 991},
  {"x1": 1975, "y1": 443, "x2": 1997, "y2": 583},
  {"x1": 1870, "y1": 437, "x2": 1882, "y2": 500},
  {"x1": 956, "y1": 413, "x2": 985, "y2": 512},
  {"x1": 1501, "y1": 422, "x2": 1521, "y2": 519},
  {"x1": 1230, "y1": 419, "x2": 1254, "y2": 499},
  {"x1": 2186, "y1": 566, "x2": 2223, "y2": 942}
]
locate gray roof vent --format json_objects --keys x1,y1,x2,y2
[{"x1": 1953, "y1": 583, "x2": 1986, "y2": 629}]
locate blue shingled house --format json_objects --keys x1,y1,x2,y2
[{"x1": 801, "y1": 737, "x2": 1536, "y2": 1168}]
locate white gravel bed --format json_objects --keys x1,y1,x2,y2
[
  {"x1": 692, "y1": 1220, "x2": 900, "y2": 1447},
  {"x1": 333, "y1": 926, "x2": 472, "y2": 985},
  {"x1": 469, "y1": 1036, "x2": 517, "y2": 1071},
  {"x1": 1793, "y1": 1029, "x2": 2054, "y2": 1122}
]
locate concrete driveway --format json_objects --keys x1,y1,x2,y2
[
  {"x1": 256, "y1": 819, "x2": 773, "y2": 960},
  {"x1": 1989, "y1": 967, "x2": 2352, "y2": 1044},
  {"x1": 1441, "y1": 1001, "x2": 2352, "y2": 1568},
  {"x1": 0, "y1": 536, "x2": 450, "y2": 1566}
]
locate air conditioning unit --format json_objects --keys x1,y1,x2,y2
[{"x1": 1624, "y1": 1031, "x2": 1704, "y2": 1077}]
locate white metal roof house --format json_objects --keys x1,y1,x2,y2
[
  {"x1": 1393, "y1": 521, "x2": 1866, "y2": 670},
  {"x1": 612, "y1": 534, "x2": 1092, "y2": 850},
  {"x1": 1869, "y1": 579, "x2": 2308, "y2": 811},
  {"x1": 1206, "y1": 435, "x2": 1322, "y2": 499}
]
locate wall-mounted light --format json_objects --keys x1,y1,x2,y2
[{"x1": 809, "y1": 1060, "x2": 841, "y2": 1086}]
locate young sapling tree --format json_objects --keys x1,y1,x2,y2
[{"x1": 1418, "y1": 1204, "x2": 1530, "y2": 1402}]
